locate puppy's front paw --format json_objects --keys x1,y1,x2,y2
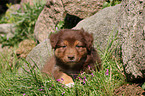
[
  {"x1": 65, "y1": 82, "x2": 74, "y2": 88},
  {"x1": 58, "y1": 72, "x2": 74, "y2": 87}
]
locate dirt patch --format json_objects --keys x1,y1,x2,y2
[{"x1": 114, "y1": 83, "x2": 145, "y2": 96}]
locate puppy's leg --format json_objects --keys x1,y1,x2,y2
[
  {"x1": 58, "y1": 72, "x2": 74, "y2": 87},
  {"x1": 53, "y1": 68, "x2": 74, "y2": 87}
]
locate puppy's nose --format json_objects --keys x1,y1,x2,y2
[{"x1": 67, "y1": 55, "x2": 75, "y2": 60}]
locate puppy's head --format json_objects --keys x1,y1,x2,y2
[{"x1": 49, "y1": 29, "x2": 93, "y2": 67}]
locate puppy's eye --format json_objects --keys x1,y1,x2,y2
[
  {"x1": 76, "y1": 45, "x2": 83, "y2": 48},
  {"x1": 61, "y1": 46, "x2": 66, "y2": 48}
]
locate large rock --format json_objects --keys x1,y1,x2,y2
[
  {"x1": 34, "y1": 0, "x2": 105, "y2": 43},
  {"x1": 34, "y1": 0, "x2": 64, "y2": 43},
  {"x1": 74, "y1": 4, "x2": 121, "y2": 51},
  {"x1": 118, "y1": 0, "x2": 145, "y2": 82}
]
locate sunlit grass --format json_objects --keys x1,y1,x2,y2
[{"x1": 0, "y1": 40, "x2": 125, "y2": 95}]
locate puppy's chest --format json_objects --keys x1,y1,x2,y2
[
  {"x1": 55, "y1": 65, "x2": 81, "y2": 75},
  {"x1": 63, "y1": 68, "x2": 80, "y2": 75}
]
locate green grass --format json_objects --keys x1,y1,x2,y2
[
  {"x1": 0, "y1": 57, "x2": 124, "y2": 95},
  {"x1": 0, "y1": 36, "x2": 125, "y2": 95},
  {"x1": 0, "y1": 23, "x2": 125, "y2": 95}
]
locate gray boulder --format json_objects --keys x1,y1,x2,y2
[
  {"x1": 118, "y1": 0, "x2": 145, "y2": 81},
  {"x1": 74, "y1": 4, "x2": 121, "y2": 51}
]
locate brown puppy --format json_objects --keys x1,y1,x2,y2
[{"x1": 41, "y1": 29, "x2": 101, "y2": 86}]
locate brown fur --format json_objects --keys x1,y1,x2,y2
[{"x1": 41, "y1": 29, "x2": 101, "y2": 85}]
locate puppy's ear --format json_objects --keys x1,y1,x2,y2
[
  {"x1": 82, "y1": 30, "x2": 93, "y2": 51},
  {"x1": 49, "y1": 32, "x2": 59, "y2": 49}
]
